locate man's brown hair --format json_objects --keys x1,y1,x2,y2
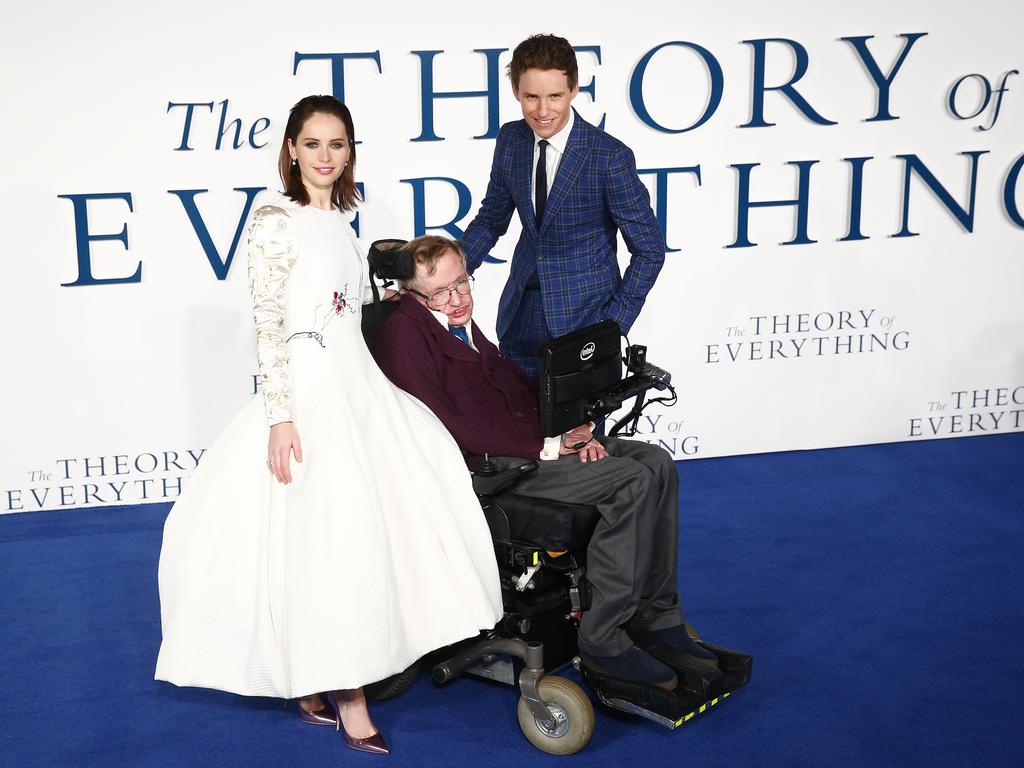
[
  {"x1": 399, "y1": 235, "x2": 467, "y2": 289},
  {"x1": 508, "y1": 34, "x2": 578, "y2": 90}
]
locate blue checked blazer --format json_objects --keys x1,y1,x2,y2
[{"x1": 461, "y1": 109, "x2": 666, "y2": 340}]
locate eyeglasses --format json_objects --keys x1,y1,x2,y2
[{"x1": 408, "y1": 275, "x2": 475, "y2": 307}]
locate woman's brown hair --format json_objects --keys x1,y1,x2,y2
[{"x1": 277, "y1": 95, "x2": 360, "y2": 211}]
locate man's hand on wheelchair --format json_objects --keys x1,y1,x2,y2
[{"x1": 559, "y1": 424, "x2": 608, "y2": 463}]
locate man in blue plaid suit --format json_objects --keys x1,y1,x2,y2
[{"x1": 462, "y1": 34, "x2": 666, "y2": 379}]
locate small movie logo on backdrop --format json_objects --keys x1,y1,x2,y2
[
  {"x1": 3, "y1": 449, "x2": 207, "y2": 514},
  {"x1": 704, "y1": 308, "x2": 910, "y2": 364},
  {"x1": 908, "y1": 386, "x2": 1024, "y2": 438},
  {"x1": 607, "y1": 409, "x2": 700, "y2": 459}
]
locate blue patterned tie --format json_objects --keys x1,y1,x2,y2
[{"x1": 449, "y1": 325, "x2": 470, "y2": 345}]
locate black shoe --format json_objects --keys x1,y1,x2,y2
[
  {"x1": 629, "y1": 624, "x2": 720, "y2": 670},
  {"x1": 579, "y1": 646, "x2": 678, "y2": 690}
]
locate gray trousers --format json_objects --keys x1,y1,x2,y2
[{"x1": 494, "y1": 437, "x2": 684, "y2": 656}]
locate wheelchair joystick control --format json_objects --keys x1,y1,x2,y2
[{"x1": 476, "y1": 453, "x2": 498, "y2": 476}]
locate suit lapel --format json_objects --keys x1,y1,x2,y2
[
  {"x1": 539, "y1": 111, "x2": 591, "y2": 236},
  {"x1": 513, "y1": 123, "x2": 538, "y2": 238},
  {"x1": 399, "y1": 295, "x2": 481, "y2": 363},
  {"x1": 472, "y1": 321, "x2": 501, "y2": 361}
]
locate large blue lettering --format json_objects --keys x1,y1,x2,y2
[
  {"x1": 894, "y1": 151, "x2": 989, "y2": 237},
  {"x1": 840, "y1": 156, "x2": 873, "y2": 241},
  {"x1": 214, "y1": 100, "x2": 271, "y2": 150},
  {"x1": 741, "y1": 38, "x2": 837, "y2": 128},
  {"x1": 353, "y1": 181, "x2": 365, "y2": 237},
  {"x1": 411, "y1": 49, "x2": 505, "y2": 142},
  {"x1": 292, "y1": 51, "x2": 383, "y2": 104},
  {"x1": 572, "y1": 45, "x2": 606, "y2": 130},
  {"x1": 169, "y1": 187, "x2": 265, "y2": 279},
  {"x1": 728, "y1": 161, "x2": 819, "y2": 248},
  {"x1": 167, "y1": 101, "x2": 214, "y2": 151},
  {"x1": 1003, "y1": 153, "x2": 1024, "y2": 229},
  {"x1": 59, "y1": 193, "x2": 140, "y2": 286},
  {"x1": 629, "y1": 42, "x2": 724, "y2": 134},
  {"x1": 167, "y1": 100, "x2": 270, "y2": 151},
  {"x1": 840, "y1": 33, "x2": 927, "y2": 122},
  {"x1": 400, "y1": 176, "x2": 475, "y2": 241},
  {"x1": 638, "y1": 166, "x2": 702, "y2": 253}
]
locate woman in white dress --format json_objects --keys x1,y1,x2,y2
[{"x1": 155, "y1": 95, "x2": 503, "y2": 755}]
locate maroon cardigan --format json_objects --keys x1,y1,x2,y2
[{"x1": 372, "y1": 294, "x2": 544, "y2": 462}]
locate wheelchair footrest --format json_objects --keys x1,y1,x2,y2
[
  {"x1": 580, "y1": 642, "x2": 752, "y2": 729},
  {"x1": 581, "y1": 665, "x2": 690, "y2": 727},
  {"x1": 699, "y1": 642, "x2": 753, "y2": 691}
]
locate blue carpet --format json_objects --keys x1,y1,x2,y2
[{"x1": 2, "y1": 433, "x2": 1022, "y2": 767}]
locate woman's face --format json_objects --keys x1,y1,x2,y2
[{"x1": 288, "y1": 112, "x2": 351, "y2": 198}]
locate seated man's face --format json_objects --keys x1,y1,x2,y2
[{"x1": 411, "y1": 249, "x2": 474, "y2": 327}]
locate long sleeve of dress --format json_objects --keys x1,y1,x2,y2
[{"x1": 247, "y1": 205, "x2": 297, "y2": 426}]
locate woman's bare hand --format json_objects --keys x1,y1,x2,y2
[{"x1": 268, "y1": 422, "x2": 303, "y2": 483}]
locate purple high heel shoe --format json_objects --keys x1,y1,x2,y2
[
  {"x1": 297, "y1": 696, "x2": 337, "y2": 727},
  {"x1": 327, "y1": 690, "x2": 390, "y2": 755}
]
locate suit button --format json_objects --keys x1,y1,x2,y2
[{"x1": 537, "y1": 254, "x2": 545, "y2": 261}]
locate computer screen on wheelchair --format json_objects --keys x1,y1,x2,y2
[{"x1": 539, "y1": 320, "x2": 674, "y2": 439}]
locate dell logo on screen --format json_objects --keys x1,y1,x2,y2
[{"x1": 580, "y1": 342, "x2": 596, "y2": 361}]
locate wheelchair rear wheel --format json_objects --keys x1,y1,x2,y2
[
  {"x1": 516, "y1": 676, "x2": 594, "y2": 755},
  {"x1": 364, "y1": 662, "x2": 419, "y2": 701}
]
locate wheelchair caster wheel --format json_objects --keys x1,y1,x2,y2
[{"x1": 516, "y1": 676, "x2": 594, "y2": 755}]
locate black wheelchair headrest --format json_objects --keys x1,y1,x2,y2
[
  {"x1": 362, "y1": 238, "x2": 415, "y2": 351},
  {"x1": 368, "y1": 239, "x2": 414, "y2": 281}
]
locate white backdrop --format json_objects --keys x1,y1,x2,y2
[{"x1": 4, "y1": 0, "x2": 1023, "y2": 513}]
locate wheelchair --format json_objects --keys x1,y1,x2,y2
[{"x1": 361, "y1": 242, "x2": 752, "y2": 755}]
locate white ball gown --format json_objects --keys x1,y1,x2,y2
[{"x1": 155, "y1": 193, "x2": 503, "y2": 699}]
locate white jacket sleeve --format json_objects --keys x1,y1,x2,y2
[{"x1": 247, "y1": 205, "x2": 297, "y2": 426}]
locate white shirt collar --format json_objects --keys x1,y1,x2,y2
[
  {"x1": 533, "y1": 107, "x2": 574, "y2": 156},
  {"x1": 426, "y1": 305, "x2": 476, "y2": 350}
]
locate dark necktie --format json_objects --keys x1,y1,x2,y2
[
  {"x1": 535, "y1": 139, "x2": 549, "y2": 226},
  {"x1": 449, "y1": 325, "x2": 470, "y2": 346}
]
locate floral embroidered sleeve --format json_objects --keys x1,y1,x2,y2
[{"x1": 247, "y1": 205, "x2": 297, "y2": 426}]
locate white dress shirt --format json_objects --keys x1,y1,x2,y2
[
  {"x1": 427, "y1": 307, "x2": 478, "y2": 351},
  {"x1": 531, "y1": 108, "x2": 575, "y2": 211}
]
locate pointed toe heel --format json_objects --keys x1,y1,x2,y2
[
  {"x1": 327, "y1": 690, "x2": 389, "y2": 754},
  {"x1": 343, "y1": 730, "x2": 390, "y2": 755},
  {"x1": 296, "y1": 696, "x2": 338, "y2": 727}
]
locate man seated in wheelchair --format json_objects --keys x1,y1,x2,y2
[{"x1": 371, "y1": 235, "x2": 717, "y2": 691}]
